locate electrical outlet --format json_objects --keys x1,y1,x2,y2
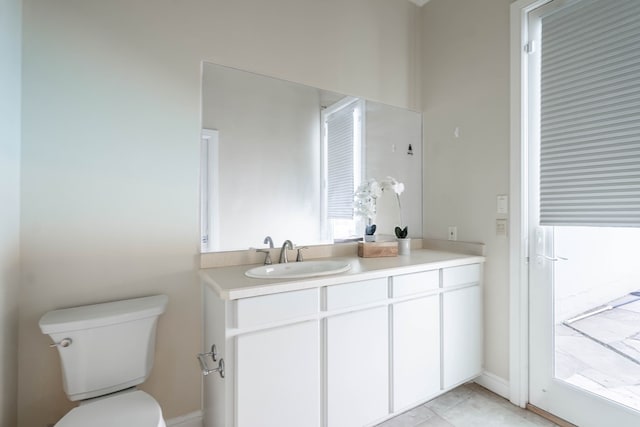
[{"x1": 448, "y1": 226, "x2": 457, "y2": 241}]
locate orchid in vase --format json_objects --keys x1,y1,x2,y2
[
  {"x1": 381, "y1": 176, "x2": 407, "y2": 239},
  {"x1": 354, "y1": 178, "x2": 383, "y2": 241}
]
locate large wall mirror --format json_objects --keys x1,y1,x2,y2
[{"x1": 201, "y1": 62, "x2": 422, "y2": 253}]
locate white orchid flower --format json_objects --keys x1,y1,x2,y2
[
  {"x1": 353, "y1": 177, "x2": 407, "y2": 234},
  {"x1": 353, "y1": 178, "x2": 383, "y2": 221},
  {"x1": 369, "y1": 181, "x2": 382, "y2": 198},
  {"x1": 382, "y1": 176, "x2": 405, "y2": 195},
  {"x1": 379, "y1": 176, "x2": 407, "y2": 237}
]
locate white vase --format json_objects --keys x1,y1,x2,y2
[{"x1": 397, "y1": 237, "x2": 411, "y2": 255}]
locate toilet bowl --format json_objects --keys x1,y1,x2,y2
[{"x1": 39, "y1": 295, "x2": 169, "y2": 427}]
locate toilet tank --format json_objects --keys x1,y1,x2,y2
[{"x1": 39, "y1": 295, "x2": 169, "y2": 401}]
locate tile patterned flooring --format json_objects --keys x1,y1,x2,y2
[
  {"x1": 556, "y1": 297, "x2": 640, "y2": 411},
  {"x1": 376, "y1": 383, "x2": 558, "y2": 427}
]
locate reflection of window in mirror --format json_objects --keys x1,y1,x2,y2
[
  {"x1": 321, "y1": 98, "x2": 365, "y2": 242},
  {"x1": 200, "y1": 129, "x2": 219, "y2": 253}
]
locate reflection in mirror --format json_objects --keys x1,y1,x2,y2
[{"x1": 200, "y1": 62, "x2": 422, "y2": 252}]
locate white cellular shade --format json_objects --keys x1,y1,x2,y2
[
  {"x1": 539, "y1": 0, "x2": 640, "y2": 227},
  {"x1": 327, "y1": 104, "x2": 356, "y2": 219}
]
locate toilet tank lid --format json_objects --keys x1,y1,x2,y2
[{"x1": 39, "y1": 295, "x2": 169, "y2": 334}]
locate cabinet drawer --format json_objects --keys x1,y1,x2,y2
[
  {"x1": 326, "y1": 278, "x2": 388, "y2": 311},
  {"x1": 392, "y1": 270, "x2": 439, "y2": 297},
  {"x1": 442, "y1": 264, "x2": 480, "y2": 288},
  {"x1": 235, "y1": 289, "x2": 319, "y2": 328}
]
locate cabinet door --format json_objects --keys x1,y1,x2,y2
[
  {"x1": 327, "y1": 306, "x2": 389, "y2": 427},
  {"x1": 236, "y1": 321, "x2": 320, "y2": 427},
  {"x1": 442, "y1": 285, "x2": 482, "y2": 389},
  {"x1": 393, "y1": 295, "x2": 440, "y2": 411}
]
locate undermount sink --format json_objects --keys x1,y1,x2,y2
[{"x1": 245, "y1": 260, "x2": 351, "y2": 279}]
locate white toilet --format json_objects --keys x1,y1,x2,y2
[{"x1": 39, "y1": 294, "x2": 169, "y2": 427}]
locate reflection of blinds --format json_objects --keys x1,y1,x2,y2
[
  {"x1": 327, "y1": 105, "x2": 355, "y2": 219},
  {"x1": 539, "y1": 0, "x2": 640, "y2": 227}
]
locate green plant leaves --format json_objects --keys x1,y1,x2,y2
[{"x1": 394, "y1": 226, "x2": 408, "y2": 239}]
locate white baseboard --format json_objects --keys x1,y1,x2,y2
[
  {"x1": 166, "y1": 411, "x2": 203, "y2": 427},
  {"x1": 475, "y1": 371, "x2": 510, "y2": 400}
]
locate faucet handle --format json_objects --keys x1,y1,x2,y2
[
  {"x1": 256, "y1": 248, "x2": 273, "y2": 265},
  {"x1": 296, "y1": 247, "x2": 308, "y2": 262}
]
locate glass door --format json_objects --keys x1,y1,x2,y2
[
  {"x1": 527, "y1": 0, "x2": 640, "y2": 425},
  {"x1": 529, "y1": 226, "x2": 640, "y2": 426}
]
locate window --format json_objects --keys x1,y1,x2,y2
[
  {"x1": 322, "y1": 98, "x2": 364, "y2": 241},
  {"x1": 200, "y1": 129, "x2": 219, "y2": 252}
]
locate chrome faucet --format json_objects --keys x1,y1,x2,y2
[
  {"x1": 279, "y1": 240, "x2": 293, "y2": 263},
  {"x1": 256, "y1": 236, "x2": 275, "y2": 265}
]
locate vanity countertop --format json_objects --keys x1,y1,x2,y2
[{"x1": 200, "y1": 249, "x2": 485, "y2": 300}]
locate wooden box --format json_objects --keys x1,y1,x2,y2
[{"x1": 357, "y1": 241, "x2": 398, "y2": 258}]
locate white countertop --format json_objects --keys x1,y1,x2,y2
[{"x1": 200, "y1": 249, "x2": 485, "y2": 300}]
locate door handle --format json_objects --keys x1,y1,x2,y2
[{"x1": 541, "y1": 255, "x2": 568, "y2": 262}]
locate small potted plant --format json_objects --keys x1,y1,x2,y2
[
  {"x1": 354, "y1": 178, "x2": 382, "y2": 242},
  {"x1": 382, "y1": 176, "x2": 410, "y2": 255}
]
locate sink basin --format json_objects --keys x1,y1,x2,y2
[{"x1": 245, "y1": 260, "x2": 351, "y2": 279}]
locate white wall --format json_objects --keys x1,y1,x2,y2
[
  {"x1": 0, "y1": 0, "x2": 21, "y2": 424},
  {"x1": 421, "y1": 0, "x2": 512, "y2": 381},
  {"x1": 19, "y1": 0, "x2": 419, "y2": 425}
]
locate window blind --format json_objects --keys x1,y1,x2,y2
[
  {"x1": 539, "y1": 0, "x2": 640, "y2": 227},
  {"x1": 326, "y1": 104, "x2": 356, "y2": 219}
]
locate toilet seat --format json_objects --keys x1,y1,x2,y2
[{"x1": 55, "y1": 390, "x2": 166, "y2": 427}]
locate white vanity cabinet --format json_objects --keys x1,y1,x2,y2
[
  {"x1": 392, "y1": 295, "x2": 441, "y2": 410},
  {"x1": 327, "y1": 306, "x2": 389, "y2": 427},
  {"x1": 442, "y1": 264, "x2": 483, "y2": 389},
  {"x1": 236, "y1": 320, "x2": 321, "y2": 427},
  {"x1": 391, "y1": 270, "x2": 441, "y2": 411},
  {"x1": 325, "y1": 277, "x2": 390, "y2": 426},
  {"x1": 201, "y1": 252, "x2": 483, "y2": 427},
  {"x1": 201, "y1": 286, "x2": 321, "y2": 427}
]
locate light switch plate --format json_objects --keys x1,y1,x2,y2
[
  {"x1": 496, "y1": 219, "x2": 508, "y2": 236},
  {"x1": 497, "y1": 195, "x2": 508, "y2": 214}
]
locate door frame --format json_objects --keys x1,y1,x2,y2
[
  {"x1": 509, "y1": 0, "x2": 552, "y2": 409},
  {"x1": 510, "y1": 0, "x2": 608, "y2": 410},
  {"x1": 511, "y1": 1, "x2": 640, "y2": 423}
]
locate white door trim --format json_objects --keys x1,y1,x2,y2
[{"x1": 509, "y1": 0, "x2": 552, "y2": 409}]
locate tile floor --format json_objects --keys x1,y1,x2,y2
[
  {"x1": 556, "y1": 296, "x2": 640, "y2": 411},
  {"x1": 376, "y1": 383, "x2": 558, "y2": 427}
]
